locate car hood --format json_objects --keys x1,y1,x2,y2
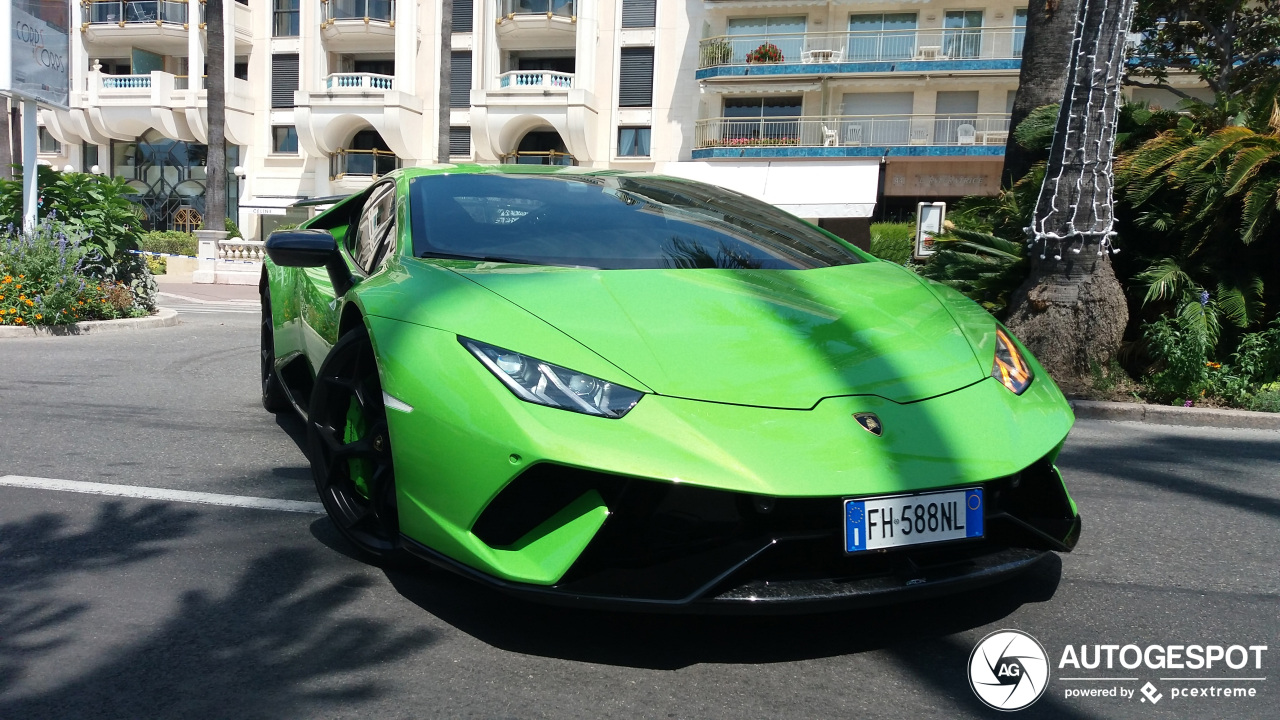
[{"x1": 452, "y1": 261, "x2": 987, "y2": 408}]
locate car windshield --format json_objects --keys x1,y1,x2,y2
[{"x1": 408, "y1": 173, "x2": 863, "y2": 270}]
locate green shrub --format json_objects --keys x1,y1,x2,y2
[
  {"x1": 1143, "y1": 315, "x2": 1212, "y2": 403},
  {"x1": 146, "y1": 255, "x2": 167, "y2": 275},
  {"x1": 0, "y1": 221, "x2": 129, "y2": 326},
  {"x1": 0, "y1": 166, "x2": 144, "y2": 259},
  {"x1": 139, "y1": 230, "x2": 199, "y2": 257},
  {"x1": 1250, "y1": 386, "x2": 1280, "y2": 412},
  {"x1": 869, "y1": 222, "x2": 914, "y2": 265}
]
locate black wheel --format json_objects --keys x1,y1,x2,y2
[
  {"x1": 309, "y1": 327, "x2": 403, "y2": 563},
  {"x1": 261, "y1": 288, "x2": 291, "y2": 413}
]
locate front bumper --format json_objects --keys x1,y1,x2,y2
[{"x1": 400, "y1": 456, "x2": 1080, "y2": 613}]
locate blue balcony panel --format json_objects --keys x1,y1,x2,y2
[
  {"x1": 691, "y1": 146, "x2": 1006, "y2": 160},
  {"x1": 695, "y1": 59, "x2": 1021, "y2": 81}
]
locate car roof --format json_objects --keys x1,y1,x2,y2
[{"x1": 392, "y1": 164, "x2": 641, "y2": 181}]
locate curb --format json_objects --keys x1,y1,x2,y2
[
  {"x1": 0, "y1": 307, "x2": 179, "y2": 338},
  {"x1": 1070, "y1": 399, "x2": 1280, "y2": 431}
]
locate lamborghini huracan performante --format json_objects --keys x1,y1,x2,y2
[{"x1": 261, "y1": 165, "x2": 1081, "y2": 612}]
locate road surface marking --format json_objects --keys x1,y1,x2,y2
[
  {"x1": 157, "y1": 291, "x2": 259, "y2": 305},
  {"x1": 0, "y1": 475, "x2": 325, "y2": 514}
]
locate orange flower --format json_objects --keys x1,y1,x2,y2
[
  {"x1": 1, "y1": 276, "x2": 11, "y2": 283},
  {"x1": 24, "y1": 299, "x2": 33, "y2": 306},
  {"x1": 18, "y1": 274, "x2": 24, "y2": 278},
  {"x1": 34, "y1": 314, "x2": 42, "y2": 320},
  {"x1": 15, "y1": 284, "x2": 21, "y2": 289},
  {"x1": 14, "y1": 317, "x2": 23, "y2": 325}
]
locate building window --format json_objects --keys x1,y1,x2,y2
[
  {"x1": 452, "y1": 0, "x2": 474, "y2": 33},
  {"x1": 450, "y1": 52, "x2": 473, "y2": 108},
  {"x1": 621, "y1": 0, "x2": 656, "y2": 29},
  {"x1": 721, "y1": 96, "x2": 802, "y2": 143},
  {"x1": 726, "y1": 16, "x2": 807, "y2": 63},
  {"x1": 1014, "y1": 9, "x2": 1027, "y2": 57},
  {"x1": 38, "y1": 127, "x2": 61, "y2": 154},
  {"x1": 449, "y1": 127, "x2": 471, "y2": 157},
  {"x1": 618, "y1": 47, "x2": 654, "y2": 108},
  {"x1": 83, "y1": 143, "x2": 100, "y2": 169},
  {"x1": 234, "y1": 60, "x2": 249, "y2": 81},
  {"x1": 273, "y1": 126, "x2": 299, "y2": 154},
  {"x1": 618, "y1": 127, "x2": 651, "y2": 157},
  {"x1": 271, "y1": 54, "x2": 300, "y2": 108},
  {"x1": 273, "y1": 0, "x2": 300, "y2": 37}
]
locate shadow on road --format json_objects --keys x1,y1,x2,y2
[
  {"x1": 1060, "y1": 432, "x2": 1280, "y2": 520},
  {"x1": 377, "y1": 546, "x2": 1062, "y2": 670},
  {"x1": 0, "y1": 542, "x2": 437, "y2": 719},
  {"x1": 0, "y1": 501, "x2": 198, "y2": 699}
]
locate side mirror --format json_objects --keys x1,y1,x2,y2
[
  {"x1": 265, "y1": 229, "x2": 337, "y2": 267},
  {"x1": 265, "y1": 229, "x2": 354, "y2": 295}
]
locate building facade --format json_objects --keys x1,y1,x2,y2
[{"x1": 37, "y1": 0, "x2": 1028, "y2": 241}]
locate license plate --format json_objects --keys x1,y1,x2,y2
[{"x1": 844, "y1": 488, "x2": 983, "y2": 553}]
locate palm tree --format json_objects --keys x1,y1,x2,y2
[
  {"x1": 1001, "y1": 0, "x2": 1080, "y2": 187},
  {"x1": 1003, "y1": 0, "x2": 1137, "y2": 387},
  {"x1": 438, "y1": 1, "x2": 454, "y2": 164},
  {"x1": 205, "y1": 0, "x2": 226, "y2": 233}
]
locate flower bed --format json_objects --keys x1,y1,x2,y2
[{"x1": 1, "y1": 222, "x2": 147, "y2": 327}]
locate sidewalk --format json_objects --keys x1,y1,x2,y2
[{"x1": 155, "y1": 276, "x2": 259, "y2": 303}]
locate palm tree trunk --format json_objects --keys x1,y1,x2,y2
[
  {"x1": 1005, "y1": 0, "x2": 1136, "y2": 387},
  {"x1": 1002, "y1": 0, "x2": 1080, "y2": 187},
  {"x1": 205, "y1": 0, "x2": 226, "y2": 232},
  {"x1": 438, "y1": 1, "x2": 454, "y2": 164}
]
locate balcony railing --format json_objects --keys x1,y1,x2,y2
[
  {"x1": 88, "y1": 1, "x2": 188, "y2": 25},
  {"x1": 496, "y1": 70, "x2": 575, "y2": 90},
  {"x1": 698, "y1": 27, "x2": 1026, "y2": 69},
  {"x1": 694, "y1": 114, "x2": 1012, "y2": 149},
  {"x1": 330, "y1": 149, "x2": 401, "y2": 178},
  {"x1": 500, "y1": 151, "x2": 576, "y2": 166},
  {"x1": 322, "y1": 0, "x2": 395, "y2": 23},
  {"x1": 502, "y1": 0, "x2": 575, "y2": 18},
  {"x1": 324, "y1": 73, "x2": 396, "y2": 91},
  {"x1": 101, "y1": 74, "x2": 153, "y2": 90}
]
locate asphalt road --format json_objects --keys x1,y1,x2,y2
[{"x1": 0, "y1": 304, "x2": 1276, "y2": 719}]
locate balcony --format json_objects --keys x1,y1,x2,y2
[
  {"x1": 321, "y1": 0, "x2": 397, "y2": 51},
  {"x1": 294, "y1": 75, "x2": 424, "y2": 160},
  {"x1": 496, "y1": 0, "x2": 576, "y2": 49},
  {"x1": 497, "y1": 70, "x2": 574, "y2": 91},
  {"x1": 324, "y1": 72, "x2": 396, "y2": 91},
  {"x1": 330, "y1": 149, "x2": 401, "y2": 179},
  {"x1": 84, "y1": 1, "x2": 190, "y2": 54},
  {"x1": 469, "y1": 70, "x2": 597, "y2": 165},
  {"x1": 692, "y1": 114, "x2": 1011, "y2": 159},
  {"x1": 80, "y1": 70, "x2": 253, "y2": 146},
  {"x1": 697, "y1": 27, "x2": 1024, "y2": 80}
]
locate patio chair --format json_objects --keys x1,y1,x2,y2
[
  {"x1": 822, "y1": 125, "x2": 838, "y2": 147},
  {"x1": 957, "y1": 124, "x2": 977, "y2": 145}
]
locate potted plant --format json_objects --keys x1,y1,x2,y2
[
  {"x1": 703, "y1": 39, "x2": 733, "y2": 66},
  {"x1": 746, "y1": 42, "x2": 784, "y2": 64}
]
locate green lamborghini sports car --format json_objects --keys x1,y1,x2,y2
[{"x1": 261, "y1": 164, "x2": 1080, "y2": 612}]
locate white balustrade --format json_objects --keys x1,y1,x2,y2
[
  {"x1": 496, "y1": 71, "x2": 575, "y2": 90},
  {"x1": 218, "y1": 239, "x2": 267, "y2": 262},
  {"x1": 101, "y1": 74, "x2": 153, "y2": 90},
  {"x1": 324, "y1": 73, "x2": 396, "y2": 91}
]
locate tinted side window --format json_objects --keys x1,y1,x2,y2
[{"x1": 355, "y1": 184, "x2": 396, "y2": 273}]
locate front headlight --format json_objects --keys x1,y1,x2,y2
[
  {"x1": 461, "y1": 338, "x2": 644, "y2": 418},
  {"x1": 992, "y1": 327, "x2": 1034, "y2": 395}
]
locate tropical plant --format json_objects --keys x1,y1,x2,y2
[
  {"x1": 139, "y1": 230, "x2": 199, "y2": 257},
  {"x1": 918, "y1": 228, "x2": 1029, "y2": 317},
  {"x1": 0, "y1": 165, "x2": 144, "y2": 260},
  {"x1": 1001, "y1": 0, "x2": 1080, "y2": 186}
]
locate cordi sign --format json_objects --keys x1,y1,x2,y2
[
  {"x1": 0, "y1": 0, "x2": 71, "y2": 108},
  {"x1": 969, "y1": 632, "x2": 1268, "y2": 711}
]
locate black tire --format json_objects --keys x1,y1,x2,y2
[
  {"x1": 261, "y1": 288, "x2": 291, "y2": 413},
  {"x1": 308, "y1": 326, "x2": 404, "y2": 564}
]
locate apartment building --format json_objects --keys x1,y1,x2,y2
[{"x1": 37, "y1": 1, "x2": 1027, "y2": 241}]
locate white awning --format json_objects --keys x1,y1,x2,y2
[{"x1": 658, "y1": 160, "x2": 879, "y2": 218}]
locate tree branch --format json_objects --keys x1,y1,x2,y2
[{"x1": 1123, "y1": 78, "x2": 1196, "y2": 101}]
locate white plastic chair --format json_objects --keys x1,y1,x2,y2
[
  {"x1": 822, "y1": 125, "x2": 838, "y2": 146},
  {"x1": 957, "y1": 124, "x2": 977, "y2": 145}
]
